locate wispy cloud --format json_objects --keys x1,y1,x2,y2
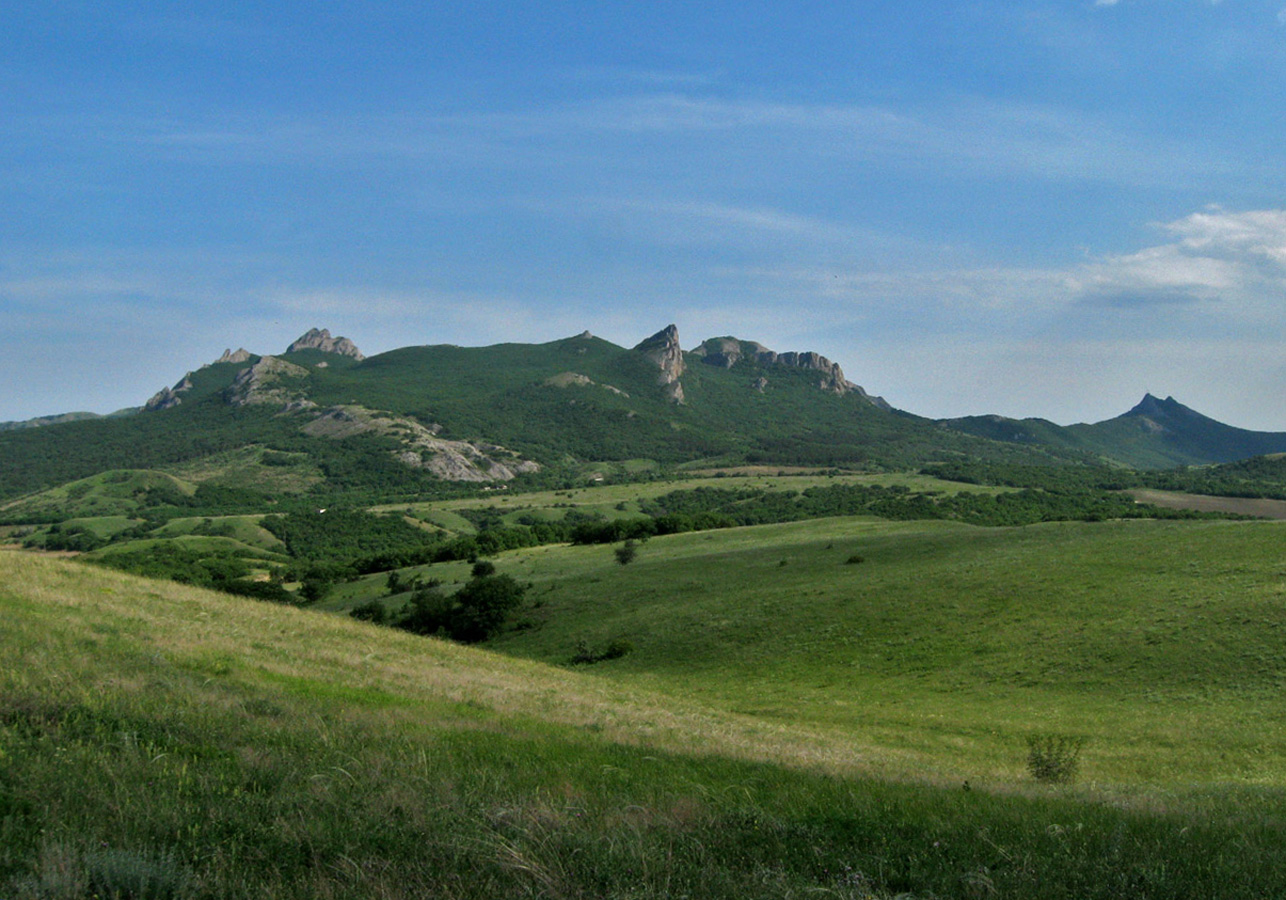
[{"x1": 7, "y1": 91, "x2": 1243, "y2": 195}]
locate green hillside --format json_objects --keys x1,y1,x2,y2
[
  {"x1": 320, "y1": 513, "x2": 1286, "y2": 787},
  {"x1": 0, "y1": 328, "x2": 1099, "y2": 509},
  {"x1": 4, "y1": 549, "x2": 1285, "y2": 898},
  {"x1": 946, "y1": 394, "x2": 1286, "y2": 469}
]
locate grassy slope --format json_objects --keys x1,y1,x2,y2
[
  {"x1": 3, "y1": 550, "x2": 1285, "y2": 899},
  {"x1": 485, "y1": 516, "x2": 1286, "y2": 788}
]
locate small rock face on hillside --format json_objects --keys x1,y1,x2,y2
[
  {"x1": 300, "y1": 405, "x2": 540, "y2": 482},
  {"x1": 286, "y1": 328, "x2": 365, "y2": 360},
  {"x1": 544, "y1": 372, "x2": 630, "y2": 397},
  {"x1": 225, "y1": 356, "x2": 312, "y2": 407},
  {"x1": 634, "y1": 324, "x2": 686, "y2": 404},
  {"x1": 144, "y1": 374, "x2": 194, "y2": 411}
]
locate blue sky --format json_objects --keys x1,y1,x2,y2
[{"x1": 4, "y1": 1, "x2": 1286, "y2": 429}]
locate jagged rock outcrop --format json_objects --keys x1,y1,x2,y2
[
  {"x1": 225, "y1": 356, "x2": 311, "y2": 407},
  {"x1": 696, "y1": 337, "x2": 773, "y2": 369},
  {"x1": 286, "y1": 328, "x2": 364, "y2": 361},
  {"x1": 144, "y1": 374, "x2": 194, "y2": 411},
  {"x1": 693, "y1": 335, "x2": 890, "y2": 408},
  {"x1": 211, "y1": 348, "x2": 253, "y2": 366},
  {"x1": 634, "y1": 324, "x2": 686, "y2": 404},
  {"x1": 300, "y1": 405, "x2": 540, "y2": 482}
]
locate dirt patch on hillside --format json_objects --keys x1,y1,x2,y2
[{"x1": 1127, "y1": 489, "x2": 1286, "y2": 520}]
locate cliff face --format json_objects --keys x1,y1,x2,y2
[
  {"x1": 692, "y1": 336, "x2": 888, "y2": 407},
  {"x1": 633, "y1": 324, "x2": 686, "y2": 404}
]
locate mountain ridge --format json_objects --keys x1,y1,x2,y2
[{"x1": 3, "y1": 327, "x2": 1284, "y2": 501}]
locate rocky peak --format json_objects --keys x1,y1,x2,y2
[
  {"x1": 633, "y1": 324, "x2": 686, "y2": 403},
  {"x1": 286, "y1": 328, "x2": 364, "y2": 360},
  {"x1": 212, "y1": 348, "x2": 253, "y2": 366},
  {"x1": 144, "y1": 374, "x2": 194, "y2": 412},
  {"x1": 693, "y1": 335, "x2": 889, "y2": 408}
]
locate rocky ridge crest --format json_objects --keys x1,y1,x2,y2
[
  {"x1": 286, "y1": 328, "x2": 364, "y2": 360},
  {"x1": 144, "y1": 374, "x2": 195, "y2": 411},
  {"x1": 693, "y1": 334, "x2": 889, "y2": 407}
]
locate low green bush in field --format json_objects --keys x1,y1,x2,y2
[{"x1": 1026, "y1": 734, "x2": 1087, "y2": 784}]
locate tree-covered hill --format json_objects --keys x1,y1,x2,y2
[
  {"x1": 0, "y1": 326, "x2": 1099, "y2": 506},
  {"x1": 7, "y1": 327, "x2": 1285, "y2": 513}
]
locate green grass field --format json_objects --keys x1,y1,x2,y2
[
  {"x1": 473, "y1": 517, "x2": 1286, "y2": 792},
  {"x1": 4, "y1": 546, "x2": 1286, "y2": 898}
]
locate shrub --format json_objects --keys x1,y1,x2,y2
[
  {"x1": 394, "y1": 585, "x2": 453, "y2": 636},
  {"x1": 297, "y1": 577, "x2": 331, "y2": 604},
  {"x1": 350, "y1": 599, "x2": 389, "y2": 625},
  {"x1": 1026, "y1": 734, "x2": 1086, "y2": 784},
  {"x1": 571, "y1": 638, "x2": 634, "y2": 665},
  {"x1": 448, "y1": 573, "x2": 527, "y2": 642},
  {"x1": 614, "y1": 539, "x2": 639, "y2": 565}
]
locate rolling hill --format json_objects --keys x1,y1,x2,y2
[{"x1": 4, "y1": 534, "x2": 1285, "y2": 898}]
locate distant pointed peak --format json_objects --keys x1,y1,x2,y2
[{"x1": 1128, "y1": 393, "x2": 1184, "y2": 416}]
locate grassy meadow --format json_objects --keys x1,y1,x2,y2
[
  {"x1": 327, "y1": 513, "x2": 1286, "y2": 792},
  {"x1": 8, "y1": 487, "x2": 1286, "y2": 897}
]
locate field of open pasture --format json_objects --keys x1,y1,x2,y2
[
  {"x1": 480, "y1": 516, "x2": 1286, "y2": 790},
  {"x1": 3, "y1": 546, "x2": 1285, "y2": 898},
  {"x1": 319, "y1": 510, "x2": 1286, "y2": 791}
]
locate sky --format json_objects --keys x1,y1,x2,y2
[{"x1": 3, "y1": 1, "x2": 1286, "y2": 429}]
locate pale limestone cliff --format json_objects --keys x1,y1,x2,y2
[{"x1": 633, "y1": 324, "x2": 686, "y2": 403}]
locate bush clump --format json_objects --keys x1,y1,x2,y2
[
  {"x1": 392, "y1": 572, "x2": 527, "y2": 643},
  {"x1": 571, "y1": 638, "x2": 634, "y2": 665},
  {"x1": 614, "y1": 539, "x2": 639, "y2": 565},
  {"x1": 1025, "y1": 734, "x2": 1086, "y2": 784}
]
